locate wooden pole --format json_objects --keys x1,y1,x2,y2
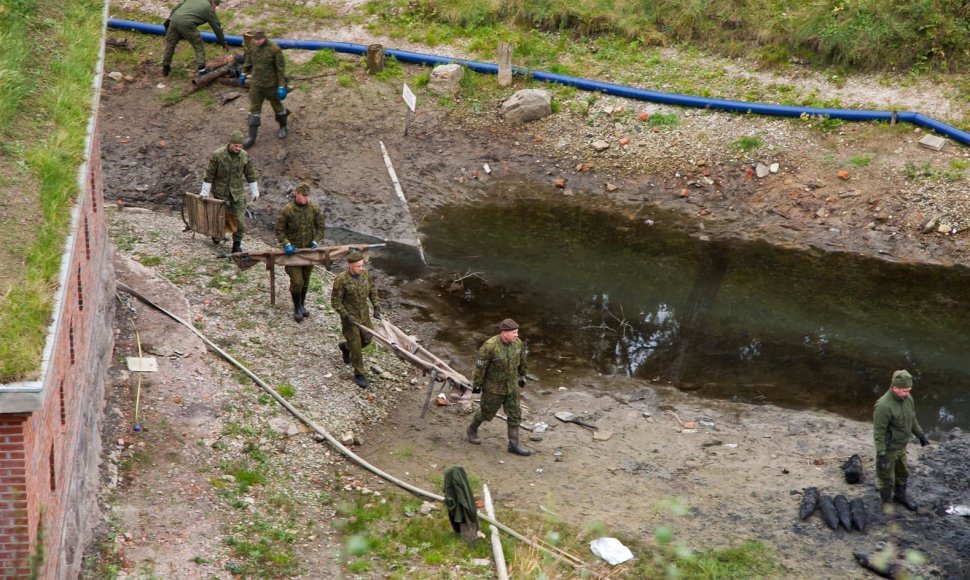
[
  {"x1": 366, "y1": 44, "x2": 385, "y2": 74},
  {"x1": 268, "y1": 254, "x2": 276, "y2": 306},
  {"x1": 420, "y1": 369, "x2": 438, "y2": 418},
  {"x1": 497, "y1": 42, "x2": 513, "y2": 87},
  {"x1": 483, "y1": 485, "x2": 509, "y2": 580}
]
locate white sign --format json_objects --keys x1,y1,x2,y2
[{"x1": 402, "y1": 83, "x2": 416, "y2": 112}]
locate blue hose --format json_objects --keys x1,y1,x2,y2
[{"x1": 108, "y1": 18, "x2": 970, "y2": 145}]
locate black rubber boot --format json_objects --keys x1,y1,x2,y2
[
  {"x1": 467, "y1": 418, "x2": 483, "y2": 445},
  {"x1": 231, "y1": 241, "x2": 241, "y2": 254},
  {"x1": 291, "y1": 291, "x2": 303, "y2": 322},
  {"x1": 894, "y1": 484, "x2": 918, "y2": 512},
  {"x1": 300, "y1": 288, "x2": 309, "y2": 318},
  {"x1": 338, "y1": 342, "x2": 350, "y2": 364},
  {"x1": 354, "y1": 374, "x2": 369, "y2": 389},
  {"x1": 507, "y1": 425, "x2": 531, "y2": 456},
  {"x1": 162, "y1": 64, "x2": 171, "y2": 77},
  {"x1": 197, "y1": 66, "x2": 209, "y2": 75},
  {"x1": 275, "y1": 110, "x2": 289, "y2": 139},
  {"x1": 243, "y1": 113, "x2": 260, "y2": 149},
  {"x1": 879, "y1": 487, "x2": 893, "y2": 505},
  {"x1": 211, "y1": 237, "x2": 221, "y2": 244}
]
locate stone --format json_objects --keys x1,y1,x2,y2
[
  {"x1": 428, "y1": 63, "x2": 464, "y2": 96},
  {"x1": 108, "y1": 71, "x2": 124, "y2": 81},
  {"x1": 769, "y1": 163, "x2": 780, "y2": 173},
  {"x1": 501, "y1": 89, "x2": 553, "y2": 123},
  {"x1": 755, "y1": 163, "x2": 770, "y2": 178},
  {"x1": 592, "y1": 430, "x2": 614, "y2": 441},
  {"x1": 918, "y1": 134, "x2": 946, "y2": 151},
  {"x1": 938, "y1": 222, "x2": 954, "y2": 233},
  {"x1": 268, "y1": 417, "x2": 299, "y2": 437},
  {"x1": 591, "y1": 140, "x2": 610, "y2": 152}
]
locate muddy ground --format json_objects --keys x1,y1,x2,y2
[{"x1": 90, "y1": 19, "x2": 970, "y2": 579}]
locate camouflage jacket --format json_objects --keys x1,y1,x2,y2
[
  {"x1": 473, "y1": 335, "x2": 527, "y2": 396},
  {"x1": 203, "y1": 146, "x2": 257, "y2": 202},
  {"x1": 331, "y1": 269, "x2": 379, "y2": 325},
  {"x1": 169, "y1": 0, "x2": 225, "y2": 44},
  {"x1": 873, "y1": 389, "x2": 924, "y2": 454},
  {"x1": 242, "y1": 41, "x2": 286, "y2": 88},
  {"x1": 275, "y1": 201, "x2": 325, "y2": 248}
]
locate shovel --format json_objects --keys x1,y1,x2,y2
[{"x1": 554, "y1": 411, "x2": 598, "y2": 430}]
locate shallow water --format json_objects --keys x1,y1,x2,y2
[{"x1": 386, "y1": 196, "x2": 970, "y2": 431}]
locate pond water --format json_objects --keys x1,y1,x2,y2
[{"x1": 381, "y1": 196, "x2": 970, "y2": 431}]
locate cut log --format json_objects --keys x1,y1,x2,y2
[{"x1": 366, "y1": 44, "x2": 385, "y2": 74}]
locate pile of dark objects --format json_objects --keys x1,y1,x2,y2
[{"x1": 795, "y1": 432, "x2": 970, "y2": 579}]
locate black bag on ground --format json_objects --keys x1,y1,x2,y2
[
  {"x1": 843, "y1": 453, "x2": 863, "y2": 484},
  {"x1": 443, "y1": 465, "x2": 479, "y2": 544}
]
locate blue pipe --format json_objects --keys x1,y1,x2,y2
[{"x1": 108, "y1": 18, "x2": 970, "y2": 145}]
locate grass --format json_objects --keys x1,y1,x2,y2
[
  {"x1": 338, "y1": 489, "x2": 782, "y2": 578},
  {"x1": 0, "y1": 0, "x2": 105, "y2": 382},
  {"x1": 729, "y1": 135, "x2": 764, "y2": 155}
]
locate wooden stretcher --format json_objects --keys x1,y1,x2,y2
[
  {"x1": 353, "y1": 318, "x2": 473, "y2": 417},
  {"x1": 181, "y1": 192, "x2": 235, "y2": 238},
  {"x1": 225, "y1": 244, "x2": 385, "y2": 306}
]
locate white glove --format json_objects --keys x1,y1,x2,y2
[
  {"x1": 199, "y1": 182, "x2": 212, "y2": 198},
  {"x1": 248, "y1": 182, "x2": 259, "y2": 202}
]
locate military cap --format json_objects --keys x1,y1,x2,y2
[
  {"x1": 252, "y1": 29, "x2": 267, "y2": 40},
  {"x1": 891, "y1": 370, "x2": 913, "y2": 388},
  {"x1": 212, "y1": 0, "x2": 222, "y2": 5},
  {"x1": 228, "y1": 130, "x2": 244, "y2": 145},
  {"x1": 294, "y1": 183, "x2": 310, "y2": 195},
  {"x1": 498, "y1": 318, "x2": 519, "y2": 331},
  {"x1": 347, "y1": 251, "x2": 364, "y2": 263}
]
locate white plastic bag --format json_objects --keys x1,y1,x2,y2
[{"x1": 589, "y1": 537, "x2": 634, "y2": 566}]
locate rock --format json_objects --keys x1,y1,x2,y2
[
  {"x1": 918, "y1": 134, "x2": 946, "y2": 151},
  {"x1": 500, "y1": 89, "x2": 552, "y2": 123},
  {"x1": 428, "y1": 63, "x2": 464, "y2": 96},
  {"x1": 755, "y1": 163, "x2": 770, "y2": 178},
  {"x1": 770, "y1": 163, "x2": 780, "y2": 173},
  {"x1": 938, "y1": 222, "x2": 954, "y2": 233},
  {"x1": 471, "y1": 558, "x2": 492, "y2": 567},
  {"x1": 418, "y1": 501, "x2": 437, "y2": 515},
  {"x1": 341, "y1": 431, "x2": 356, "y2": 445},
  {"x1": 552, "y1": 178, "x2": 567, "y2": 188},
  {"x1": 922, "y1": 217, "x2": 940, "y2": 233},
  {"x1": 591, "y1": 140, "x2": 610, "y2": 152},
  {"x1": 816, "y1": 207, "x2": 829, "y2": 218},
  {"x1": 592, "y1": 430, "x2": 614, "y2": 441},
  {"x1": 837, "y1": 170, "x2": 850, "y2": 180},
  {"x1": 108, "y1": 71, "x2": 124, "y2": 81},
  {"x1": 605, "y1": 182, "x2": 618, "y2": 192}
]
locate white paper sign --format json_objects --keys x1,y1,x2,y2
[{"x1": 402, "y1": 83, "x2": 416, "y2": 112}]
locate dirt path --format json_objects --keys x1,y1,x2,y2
[{"x1": 91, "y1": 10, "x2": 970, "y2": 577}]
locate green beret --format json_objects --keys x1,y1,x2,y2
[
  {"x1": 229, "y1": 131, "x2": 244, "y2": 145},
  {"x1": 498, "y1": 318, "x2": 519, "y2": 331},
  {"x1": 347, "y1": 251, "x2": 364, "y2": 263},
  {"x1": 891, "y1": 370, "x2": 913, "y2": 388}
]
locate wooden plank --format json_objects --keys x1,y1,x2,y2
[
  {"x1": 497, "y1": 42, "x2": 513, "y2": 87},
  {"x1": 184, "y1": 192, "x2": 229, "y2": 238}
]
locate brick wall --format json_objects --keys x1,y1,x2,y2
[{"x1": 0, "y1": 128, "x2": 114, "y2": 578}]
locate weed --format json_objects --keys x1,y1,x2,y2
[
  {"x1": 276, "y1": 384, "x2": 296, "y2": 398},
  {"x1": 729, "y1": 135, "x2": 764, "y2": 154},
  {"x1": 190, "y1": 555, "x2": 208, "y2": 565},
  {"x1": 648, "y1": 112, "x2": 680, "y2": 126},
  {"x1": 336, "y1": 73, "x2": 355, "y2": 88},
  {"x1": 849, "y1": 154, "x2": 873, "y2": 166},
  {"x1": 135, "y1": 255, "x2": 162, "y2": 266}
]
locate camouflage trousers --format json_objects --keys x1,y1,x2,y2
[
  {"x1": 340, "y1": 319, "x2": 373, "y2": 376},
  {"x1": 876, "y1": 448, "x2": 910, "y2": 491},
  {"x1": 284, "y1": 265, "x2": 313, "y2": 293},
  {"x1": 249, "y1": 86, "x2": 285, "y2": 115},
  {"x1": 161, "y1": 22, "x2": 207, "y2": 69},
  {"x1": 475, "y1": 387, "x2": 522, "y2": 428}
]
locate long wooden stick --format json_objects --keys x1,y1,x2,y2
[
  {"x1": 483, "y1": 484, "x2": 509, "y2": 580},
  {"x1": 378, "y1": 140, "x2": 427, "y2": 264}
]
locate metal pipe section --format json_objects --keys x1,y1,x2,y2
[{"x1": 107, "y1": 18, "x2": 970, "y2": 145}]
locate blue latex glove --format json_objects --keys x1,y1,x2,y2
[
  {"x1": 284, "y1": 243, "x2": 295, "y2": 256},
  {"x1": 239, "y1": 73, "x2": 246, "y2": 86},
  {"x1": 309, "y1": 241, "x2": 318, "y2": 249},
  {"x1": 277, "y1": 86, "x2": 287, "y2": 100}
]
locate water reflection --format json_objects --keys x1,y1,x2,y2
[{"x1": 413, "y1": 197, "x2": 970, "y2": 430}]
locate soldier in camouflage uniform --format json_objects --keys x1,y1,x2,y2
[
  {"x1": 331, "y1": 252, "x2": 382, "y2": 388},
  {"x1": 873, "y1": 369, "x2": 929, "y2": 512},
  {"x1": 467, "y1": 319, "x2": 531, "y2": 456},
  {"x1": 200, "y1": 131, "x2": 259, "y2": 254},
  {"x1": 160, "y1": 0, "x2": 228, "y2": 77},
  {"x1": 239, "y1": 29, "x2": 288, "y2": 149},
  {"x1": 275, "y1": 183, "x2": 325, "y2": 322}
]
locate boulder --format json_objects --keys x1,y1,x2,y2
[
  {"x1": 428, "y1": 63, "x2": 464, "y2": 96},
  {"x1": 501, "y1": 89, "x2": 552, "y2": 123}
]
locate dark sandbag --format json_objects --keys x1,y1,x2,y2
[
  {"x1": 799, "y1": 486, "x2": 820, "y2": 520},
  {"x1": 849, "y1": 498, "x2": 867, "y2": 532},
  {"x1": 853, "y1": 551, "x2": 897, "y2": 579},
  {"x1": 842, "y1": 453, "x2": 863, "y2": 484},
  {"x1": 834, "y1": 495, "x2": 852, "y2": 530},
  {"x1": 819, "y1": 495, "x2": 839, "y2": 529}
]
